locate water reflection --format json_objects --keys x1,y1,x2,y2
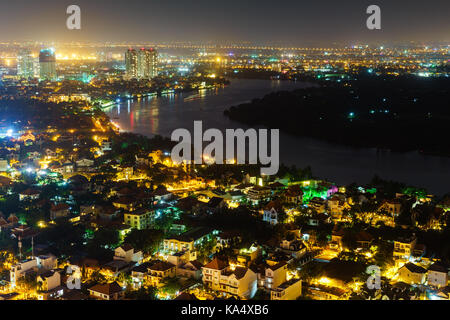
[{"x1": 106, "y1": 79, "x2": 450, "y2": 195}]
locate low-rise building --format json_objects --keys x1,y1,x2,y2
[
  {"x1": 427, "y1": 263, "x2": 448, "y2": 288},
  {"x1": 88, "y1": 282, "x2": 124, "y2": 300},
  {"x1": 124, "y1": 208, "x2": 155, "y2": 230},
  {"x1": 163, "y1": 227, "x2": 215, "y2": 254},
  {"x1": 379, "y1": 199, "x2": 402, "y2": 216},
  {"x1": 114, "y1": 244, "x2": 143, "y2": 264},
  {"x1": 247, "y1": 186, "x2": 271, "y2": 204},
  {"x1": 147, "y1": 261, "x2": 176, "y2": 287},
  {"x1": 398, "y1": 262, "x2": 427, "y2": 285},
  {"x1": 393, "y1": 236, "x2": 417, "y2": 262},
  {"x1": 202, "y1": 257, "x2": 258, "y2": 299},
  {"x1": 262, "y1": 200, "x2": 283, "y2": 225},
  {"x1": 270, "y1": 279, "x2": 302, "y2": 300},
  {"x1": 50, "y1": 203, "x2": 70, "y2": 220},
  {"x1": 308, "y1": 197, "x2": 326, "y2": 213},
  {"x1": 264, "y1": 261, "x2": 288, "y2": 290}
]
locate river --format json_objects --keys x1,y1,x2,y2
[{"x1": 105, "y1": 79, "x2": 450, "y2": 195}]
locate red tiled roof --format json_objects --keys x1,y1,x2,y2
[
  {"x1": 89, "y1": 282, "x2": 123, "y2": 296},
  {"x1": 51, "y1": 203, "x2": 70, "y2": 211},
  {"x1": 20, "y1": 188, "x2": 40, "y2": 195},
  {"x1": 203, "y1": 257, "x2": 229, "y2": 270}
]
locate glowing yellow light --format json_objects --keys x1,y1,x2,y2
[
  {"x1": 319, "y1": 277, "x2": 331, "y2": 285},
  {"x1": 38, "y1": 221, "x2": 47, "y2": 228}
]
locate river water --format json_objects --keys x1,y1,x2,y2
[{"x1": 105, "y1": 79, "x2": 450, "y2": 195}]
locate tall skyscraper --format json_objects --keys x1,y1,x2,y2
[
  {"x1": 137, "y1": 48, "x2": 158, "y2": 79},
  {"x1": 17, "y1": 49, "x2": 35, "y2": 79},
  {"x1": 125, "y1": 48, "x2": 158, "y2": 80},
  {"x1": 39, "y1": 48, "x2": 57, "y2": 81},
  {"x1": 125, "y1": 49, "x2": 138, "y2": 79}
]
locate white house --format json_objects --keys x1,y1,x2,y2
[
  {"x1": 76, "y1": 158, "x2": 94, "y2": 167},
  {"x1": 114, "y1": 244, "x2": 143, "y2": 264},
  {"x1": 427, "y1": 263, "x2": 448, "y2": 288},
  {"x1": 202, "y1": 258, "x2": 257, "y2": 299},
  {"x1": 271, "y1": 278, "x2": 302, "y2": 300},
  {"x1": 262, "y1": 200, "x2": 283, "y2": 225}
]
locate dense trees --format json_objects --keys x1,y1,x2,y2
[
  {"x1": 225, "y1": 75, "x2": 450, "y2": 156},
  {"x1": 37, "y1": 222, "x2": 85, "y2": 256},
  {"x1": 124, "y1": 229, "x2": 164, "y2": 254},
  {"x1": 125, "y1": 286, "x2": 157, "y2": 300}
]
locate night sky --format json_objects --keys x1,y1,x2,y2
[{"x1": 1, "y1": 0, "x2": 449, "y2": 45}]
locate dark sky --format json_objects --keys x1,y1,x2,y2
[{"x1": 0, "y1": 0, "x2": 449, "y2": 45}]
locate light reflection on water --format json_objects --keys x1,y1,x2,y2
[{"x1": 106, "y1": 79, "x2": 450, "y2": 195}]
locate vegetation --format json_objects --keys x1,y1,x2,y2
[{"x1": 225, "y1": 75, "x2": 450, "y2": 156}]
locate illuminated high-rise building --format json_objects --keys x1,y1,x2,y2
[
  {"x1": 137, "y1": 48, "x2": 158, "y2": 79},
  {"x1": 17, "y1": 49, "x2": 35, "y2": 79},
  {"x1": 125, "y1": 49, "x2": 138, "y2": 79},
  {"x1": 39, "y1": 48, "x2": 57, "y2": 81}
]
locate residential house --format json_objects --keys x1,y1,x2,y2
[
  {"x1": 112, "y1": 197, "x2": 136, "y2": 211},
  {"x1": 62, "y1": 161, "x2": 74, "y2": 173},
  {"x1": 398, "y1": 263, "x2": 427, "y2": 285},
  {"x1": 50, "y1": 203, "x2": 70, "y2": 220},
  {"x1": 124, "y1": 208, "x2": 155, "y2": 230},
  {"x1": 153, "y1": 187, "x2": 173, "y2": 202},
  {"x1": 216, "y1": 231, "x2": 242, "y2": 249},
  {"x1": 10, "y1": 255, "x2": 57, "y2": 288},
  {"x1": 202, "y1": 257, "x2": 257, "y2": 299},
  {"x1": 264, "y1": 261, "x2": 288, "y2": 290},
  {"x1": 308, "y1": 197, "x2": 326, "y2": 214},
  {"x1": 131, "y1": 263, "x2": 151, "y2": 289},
  {"x1": 284, "y1": 185, "x2": 303, "y2": 205},
  {"x1": 393, "y1": 236, "x2": 417, "y2": 262},
  {"x1": 97, "y1": 205, "x2": 121, "y2": 221},
  {"x1": 203, "y1": 197, "x2": 227, "y2": 215},
  {"x1": 147, "y1": 261, "x2": 176, "y2": 287},
  {"x1": 306, "y1": 283, "x2": 350, "y2": 300},
  {"x1": 88, "y1": 282, "x2": 124, "y2": 300},
  {"x1": 0, "y1": 214, "x2": 19, "y2": 231},
  {"x1": 101, "y1": 259, "x2": 134, "y2": 278},
  {"x1": 36, "y1": 270, "x2": 64, "y2": 300},
  {"x1": 236, "y1": 244, "x2": 261, "y2": 267},
  {"x1": 433, "y1": 287, "x2": 450, "y2": 300},
  {"x1": 427, "y1": 263, "x2": 448, "y2": 288},
  {"x1": 37, "y1": 270, "x2": 61, "y2": 292},
  {"x1": 76, "y1": 158, "x2": 94, "y2": 168},
  {"x1": 280, "y1": 239, "x2": 307, "y2": 259},
  {"x1": 247, "y1": 186, "x2": 271, "y2": 204},
  {"x1": 355, "y1": 230, "x2": 374, "y2": 250},
  {"x1": 262, "y1": 200, "x2": 283, "y2": 225},
  {"x1": 114, "y1": 244, "x2": 143, "y2": 264},
  {"x1": 270, "y1": 279, "x2": 302, "y2": 300},
  {"x1": 218, "y1": 267, "x2": 258, "y2": 299},
  {"x1": 176, "y1": 260, "x2": 204, "y2": 280},
  {"x1": 19, "y1": 188, "x2": 41, "y2": 201},
  {"x1": 202, "y1": 257, "x2": 230, "y2": 291},
  {"x1": 327, "y1": 193, "x2": 350, "y2": 216},
  {"x1": 329, "y1": 227, "x2": 345, "y2": 251},
  {"x1": 379, "y1": 199, "x2": 402, "y2": 216},
  {"x1": 163, "y1": 227, "x2": 215, "y2": 255}
]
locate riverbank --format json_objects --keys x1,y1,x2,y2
[
  {"x1": 104, "y1": 78, "x2": 450, "y2": 195},
  {"x1": 97, "y1": 84, "x2": 227, "y2": 110},
  {"x1": 224, "y1": 77, "x2": 450, "y2": 157}
]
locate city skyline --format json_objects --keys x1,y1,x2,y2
[{"x1": 1, "y1": 0, "x2": 450, "y2": 305}]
